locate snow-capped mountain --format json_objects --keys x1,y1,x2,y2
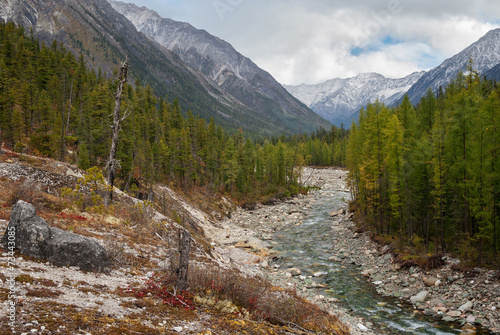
[
  {"x1": 406, "y1": 28, "x2": 500, "y2": 104},
  {"x1": 284, "y1": 72, "x2": 425, "y2": 126},
  {"x1": 109, "y1": 0, "x2": 331, "y2": 134}
]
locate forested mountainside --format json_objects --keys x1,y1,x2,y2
[
  {"x1": 0, "y1": 22, "x2": 347, "y2": 204},
  {"x1": 110, "y1": 0, "x2": 331, "y2": 135},
  {"x1": 0, "y1": 0, "x2": 329, "y2": 136},
  {"x1": 347, "y1": 65, "x2": 500, "y2": 267}
]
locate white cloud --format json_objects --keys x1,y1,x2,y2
[{"x1": 128, "y1": 0, "x2": 500, "y2": 85}]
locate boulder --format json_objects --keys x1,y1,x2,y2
[
  {"x1": 1, "y1": 201, "x2": 110, "y2": 273},
  {"x1": 285, "y1": 268, "x2": 301, "y2": 276},
  {"x1": 330, "y1": 209, "x2": 345, "y2": 217},
  {"x1": 458, "y1": 301, "x2": 473, "y2": 312},
  {"x1": 424, "y1": 277, "x2": 439, "y2": 287},
  {"x1": 44, "y1": 227, "x2": 111, "y2": 272},
  {"x1": 1, "y1": 201, "x2": 51, "y2": 258},
  {"x1": 410, "y1": 291, "x2": 429, "y2": 304}
]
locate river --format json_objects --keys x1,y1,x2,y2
[{"x1": 264, "y1": 170, "x2": 492, "y2": 335}]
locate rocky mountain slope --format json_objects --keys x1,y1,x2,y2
[
  {"x1": 285, "y1": 72, "x2": 424, "y2": 126},
  {"x1": 109, "y1": 0, "x2": 331, "y2": 135},
  {"x1": 405, "y1": 28, "x2": 500, "y2": 104},
  {"x1": 0, "y1": 0, "x2": 328, "y2": 136}
]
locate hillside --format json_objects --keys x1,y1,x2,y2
[
  {"x1": 0, "y1": 0, "x2": 328, "y2": 136},
  {"x1": 405, "y1": 28, "x2": 500, "y2": 104},
  {"x1": 109, "y1": 0, "x2": 331, "y2": 135},
  {"x1": 0, "y1": 149, "x2": 356, "y2": 334}
]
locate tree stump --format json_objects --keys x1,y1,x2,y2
[{"x1": 176, "y1": 229, "x2": 191, "y2": 291}]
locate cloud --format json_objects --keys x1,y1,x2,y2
[{"x1": 130, "y1": 0, "x2": 500, "y2": 85}]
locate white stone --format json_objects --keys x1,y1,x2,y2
[
  {"x1": 410, "y1": 291, "x2": 429, "y2": 304},
  {"x1": 172, "y1": 327, "x2": 183, "y2": 332},
  {"x1": 357, "y1": 323, "x2": 368, "y2": 332},
  {"x1": 458, "y1": 301, "x2": 473, "y2": 312}
]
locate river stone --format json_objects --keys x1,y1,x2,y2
[
  {"x1": 466, "y1": 315, "x2": 476, "y2": 323},
  {"x1": 462, "y1": 323, "x2": 476, "y2": 330},
  {"x1": 357, "y1": 323, "x2": 368, "y2": 332},
  {"x1": 410, "y1": 291, "x2": 429, "y2": 304},
  {"x1": 448, "y1": 311, "x2": 462, "y2": 317},
  {"x1": 1, "y1": 201, "x2": 110, "y2": 273},
  {"x1": 459, "y1": 301, "x2": 473, "y2": 312},
  {"x1": 443, "y1": 316, "x2": 456, "y2": 322},
  {"x1": 285, "y1": 268, "x2": 301, "y2": 276},
  {"x1": 424, "y1": 277, "x2": 439, "y2": 287}
]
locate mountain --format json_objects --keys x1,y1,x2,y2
[
  {"x1": 109, "y1": 0, "x2": 331, "y2": 135},
  {"x1": 0, "y1": 0, "x2": 329, "y2": 136},
  {"x1": 484, "y1": 63, "x2": 500, "y2": 82},
  {"x1": 405, "y1": 28, "x2": 500, "y2": 104},
  {"x1": 284, "y1": 72, "x2": 424, "y2": 126}
]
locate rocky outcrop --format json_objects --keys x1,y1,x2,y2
[{"x1": 1, "y1": 201, "x2": 110, "y2": 273}]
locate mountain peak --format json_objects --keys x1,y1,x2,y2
[
  {"x1": 111, "y1": 0, "x2": 331, "y2": 134},
  {"x1": 405, "y1": 27, "x2": 500, "y2": 104},
  {"x1": 285, "y1": 71, "x2": 424, "y2": 126}
]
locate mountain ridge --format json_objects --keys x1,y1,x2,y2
[
  {"x1": 0, "y1": 0, "x2": 329, "y2": 136},
  {"x1": 405, "y1": 28, "x2": 500, "y2": 104},
  {"x1": 285, "y1": 71, "x2": 425, "y2": 126},
  {"x1": 109, "y1": 0, "x2": 331, "y2": 134}
]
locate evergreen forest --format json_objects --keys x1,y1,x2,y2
[
  {"x1": 0, "y1": 22, "x2": 346, "y2": 204},
  {"x1": 2, "y1": 21, "x2": 498, "y2": 268},
  {"x1": 347, "y1": 63, "x2": 500, "y2": 266}
]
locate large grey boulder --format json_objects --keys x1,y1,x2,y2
[
  {"x1": 45, "y1": 227, "x2": 111, "y2": 272},
  {"x1": 1, "y1": 200, "x2": 51, "y2": 258},
  {"x1": 1, "y1": 201, "x2": 110, "y2": 273}
]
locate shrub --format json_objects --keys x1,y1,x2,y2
[{"x1": 61, "y1": 167, "x2": 110, "y2": 212}]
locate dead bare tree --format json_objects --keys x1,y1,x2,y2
[
  {"x1": 105, "y1": 58, "x2": 130, "y2": 207},
  {"x1": 175, "y1": 229, "x2": 191, "y2": 291}
]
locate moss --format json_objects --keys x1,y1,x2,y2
[
  {"x1": 15, "y1": 273, "x2": 35, "y2": 284},
  {"x1": 26, "y1": 287, "x2": 63, "y2": 298}
]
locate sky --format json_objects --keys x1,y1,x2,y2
[{"x1": 127, "y1": 0, "x2": 500, "y2": 86}]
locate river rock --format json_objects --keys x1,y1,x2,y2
[
  {"x1": 285, "y1": 268, "x2": 301, "y2": 276},
  {"x1": 448, "y1": 311, "x2": 462, "y2": 317},
  {"x1": 357, "y1": 323, "x2": 368, "y2": 332},
  {"x1": 459, "y1": 301, "x2": 473, "y2": 312},
  {"x1": 410, "y1": 291, "x2": 429, "y2": 304},
  {"x1": 462, "y1": 322, "x2": 476, "y2": 330},
  {"x1": 466, "y1": 315, "x2": 476, "y2": 323},
  {"x1": 424, "y1": 277, "x2": 439, "y2": 287},
  {"x1": 330, "y1": 209, "x2": 345, "y2": 217}
]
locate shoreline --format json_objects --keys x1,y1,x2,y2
[{"x1": 214, "y1": 167, "x2": 499, "y2": 334}]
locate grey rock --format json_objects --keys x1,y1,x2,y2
[
  {"x1": 424, "y1": 277, "x2": 439, "y2": 287},
  {"x1": 1, "y1": 201, "x2": 51, "y2": 258},
  {"x1": 285, "y1": 268, "x2": 301, "y2": 276},
  {"x1": 459, "y1": 301, "x2": 473, "y2": 312},
  {"x1": 1, "y1": 201, "x2": 110, "y2": 273},
  {"x1": 45, "y1": 227, "x2": 111, "y2": 273},
  {"x1": 410, "y1": 291, "x2": 429, "y2": 304}
]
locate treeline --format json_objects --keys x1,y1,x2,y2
[
  {"x1": 347, "y1": 63, "x2": 499, "y2": 266},
  {"x1": 0, "y1": 22, "x2": 346, "y2": 203}
]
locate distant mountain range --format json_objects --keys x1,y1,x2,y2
[
  {"x1": 0, "y1": 0, "x2": 330, "y2": 136},
  {"x1": 286, "y1": 28, "x2": 500, "y2": 126},
  {"x1": 284, "y1": 72, "x2": 424, "y2": 126}
]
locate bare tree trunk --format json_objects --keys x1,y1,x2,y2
[
  {"x1": 105, "y1": 58, "x2": 129, "y2": 207},
  {"x1": 176, "y1": 229, "x2": 191, "y2": 291}
]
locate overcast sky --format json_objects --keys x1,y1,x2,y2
[{"x1": 127, "y1": 0, "x2": 500, "y2": 85}]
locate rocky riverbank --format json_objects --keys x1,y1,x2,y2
[{"x1": 213, "y1": 168, "x2": 500, "y2": 335}]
